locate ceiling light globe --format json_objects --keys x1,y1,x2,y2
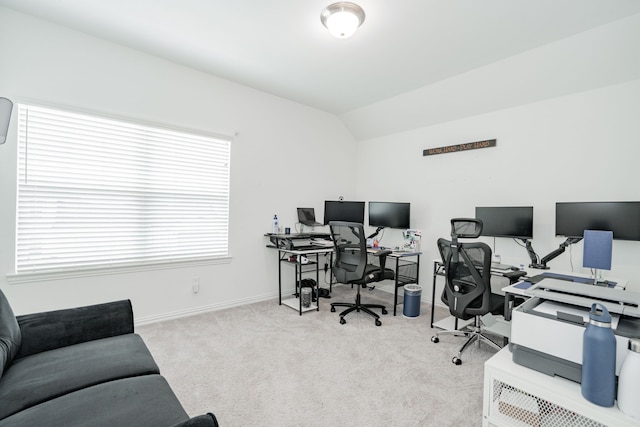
[
  {"x1": 321, "y1": 2, "x2": 365, "y2": 39},
  {"x1": 326, "y1": 11, "x2": 360, "y2": 38}
]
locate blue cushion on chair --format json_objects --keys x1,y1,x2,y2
[{"x1": 0, "y1": 289, "x2": 21, "y2": 378}]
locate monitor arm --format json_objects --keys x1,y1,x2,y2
[
  {"x1": 538, "y1": 237, "x2": 583, "y2": 269},
  {"x1": 519, "y1": 238, "x2": 543, "y2": 269},
  {"x1": 367, "y1": 227, "x2": 384, "y2": 240}
]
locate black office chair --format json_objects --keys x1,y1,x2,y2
[
  {"x1": 329, "y1": 221, "x2": 394, "y2": 326},
  {"x1": 431, "y1": 218, "x2": 504, "y2": 365}
]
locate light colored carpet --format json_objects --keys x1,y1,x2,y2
[{"x1": 138, "y1": 285, "x2": 501, "y2": 427}]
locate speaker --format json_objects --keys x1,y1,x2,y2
[{"x1": 0, "y1": 97, "x2": 13, "y2": 145}]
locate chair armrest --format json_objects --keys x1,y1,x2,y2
[
  {"x1": 15, "y1": 299, "x2": 134, "y2": 359},
  {"x1": 169, "y1": 413, "x2": 219, "y2": 427},
  {"x1": 372, "y1": 249, "x2": 392, "y2": 271}
]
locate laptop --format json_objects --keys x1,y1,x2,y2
[{"x1": 297, "y1": 208, "x2": 322, "y2": 226}]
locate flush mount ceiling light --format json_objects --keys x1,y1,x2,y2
[{"x1": 320, "y1": 2, "x2": 366, "y2": 39}]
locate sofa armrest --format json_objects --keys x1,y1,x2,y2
[
  {"x1": 169, "y1": 413, "x2": 219, "y2": 427},
  {"x1": 15, "y1": 299, "x2": 134, "y2": 359}
]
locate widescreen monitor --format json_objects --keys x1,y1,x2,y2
[
  {"x1": 556, "y1": 201, "x2": 640, "y2": 241},
  {"x1": 475, "y1": 206, "x2": 534, "y2": 239},
  {"x1": 323, "y1": 200, "x2": 365, "y2": 225},
  {"x1": 368, "y1": 201, "x2": 410, "y2": 229}
]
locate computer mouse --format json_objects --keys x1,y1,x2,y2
[{"x1": 510, "y1": 266, "x2": 520, "y2": 271}]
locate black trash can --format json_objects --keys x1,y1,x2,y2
[{"x1": 402, "y1": 284, "x2": 422, "y2": 318}]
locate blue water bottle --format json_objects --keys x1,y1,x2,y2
[{"x1": 581, "y1": 303, "x2": 616, "y2": 407}]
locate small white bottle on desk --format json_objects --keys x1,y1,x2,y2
[
  {"x1": 272, "y1": 215, "x2": 279, "y2": 234},
  {"x1": 617, "y1": 338, "x2": 640, "y2": 419}
]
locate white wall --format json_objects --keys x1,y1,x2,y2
[
  {"x1": 0, "y1": 8, "x2": 358, "y2": 319},
  {"x1": 343, "y1": 13, "x2": 640, "y2": 141},
  {"x1": 356, "y1": 79, "x2": 640, "y2": 297}
]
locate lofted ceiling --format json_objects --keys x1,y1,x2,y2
[{"x1": 1, "y1": 0, "x2": 640, "y2": 116}]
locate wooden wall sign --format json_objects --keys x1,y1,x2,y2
[{"x1": 423, "y1": 139, "x2": 496, "y2": 157}]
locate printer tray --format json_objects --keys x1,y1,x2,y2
[{"x1": 509, "y1": 343, "x2": 581, "y2": 383}]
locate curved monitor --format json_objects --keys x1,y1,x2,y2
[
  {"x1": 368, "y1": 201, "x2": 410, "y2": 229},
  {"x1": 556, "y1": 201, "x2": 640, "y2": 241},
  {"x1": 475, "y1": 206, "x2": 533, "y2": 239},
  {"x1": 323, "y1": 200, "x2": 365, "y2": 225}
]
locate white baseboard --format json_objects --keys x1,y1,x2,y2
[{"x1": 134, "y1": 292, "x2": 278, "y2": 326}]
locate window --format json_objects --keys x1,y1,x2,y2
[{"x1": 15, "y1": 104, "x2": 231, "y2": 274}]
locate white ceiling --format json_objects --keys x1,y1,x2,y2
[{"x1": 2, "y1": 0, "x2": 640, "y2": 115}]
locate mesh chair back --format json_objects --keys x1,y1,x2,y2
[{"x1": 329, "y1": 221, "x2": 368, "y2": 283}]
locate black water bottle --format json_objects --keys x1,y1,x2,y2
[{"x1": 581, "y1": 303, "x2": 616, "y2": 407}]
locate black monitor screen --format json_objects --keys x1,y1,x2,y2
[
  {"x1": 323, "y1": 200, "x2": 365, "y2": 225},
  {"x1": 475, "y1": 206, "x2": 533, "y2": 239},
  {"x1": 368, "y1": 202, "x2": 410, "y2": 229},
  {"x1": 556, "y1": 202, "x2": 640, "y2": 241}
]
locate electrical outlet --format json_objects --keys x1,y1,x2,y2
[{"x1": 191, "y1": 277, "x2": 200, "y2": 293}]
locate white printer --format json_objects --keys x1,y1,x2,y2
[{"x1": 509, "y1": 278, "x2": 640, "y2": 383}]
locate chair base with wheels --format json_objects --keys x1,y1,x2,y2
[
  {"x1": 331, "y1": 284, "x2": 388, "y2": 326},
  {"x1": 431, "y1": 315, "x2": 502, "y2": 365}
]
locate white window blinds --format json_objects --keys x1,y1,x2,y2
[{"x1": 16, "y1": 104, "x2": 231, "y2": 274}]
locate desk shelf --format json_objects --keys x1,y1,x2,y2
[
  {"x1": 276, "y1": 249, "x2": 328, "y2": 316},
  {"x1": 281, "y1": 297, "x2": 318, "y2": 313}
]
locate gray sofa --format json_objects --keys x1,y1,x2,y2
[{"x1": 0, "y1": 289, "x2": 218, "y2": 427}]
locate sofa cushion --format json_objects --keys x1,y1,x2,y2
[
  {"x1": 0, "y1": 333, "x2": 160, "y2": 419},
  {"x1": 16, "y1": 299, "x2": 134, "y2": 358},
  {"x1": 0, "y1": 375, "x2": 190, "y2": 427},
  {"x1": 0, "y1": 289, "x2": 21, "y2": 378}
]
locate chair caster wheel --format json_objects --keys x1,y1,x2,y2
[
  {"x1": 375, "y1": 319, "x2": 382, "y2": 326},
  {"x1": 331, "y1": 307, "x2": 336, "y2": 312},
  {"x1": 381, "y1": 309, "x2": 388, "y2": 315},
  {"x1": 452, "y1": 356, "x2": 462, "y2": 365},
  {"x1": 431, "y1": 336, "x2": 439, "y2": 343},
  {"x1": 340, "y1": 317, "x2": 346, "y2": 325}
]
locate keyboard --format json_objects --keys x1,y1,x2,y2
[{"x1": 292, "y1": 245, "x2": 320, "y2": 251}]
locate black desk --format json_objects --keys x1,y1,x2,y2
[{"x1": 266, "y1": 233, "x2": 421, "y2": 316}]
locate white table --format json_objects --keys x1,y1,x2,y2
[{"x1": 483, "y1": 347, "x2": 637, "y2": 426}]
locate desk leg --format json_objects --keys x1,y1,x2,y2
[
  {"x1": 329, "y1": 252, "x2": 334, "y2": 293},
  {"x1": 393, "y1": 257, "x2": 400, "y2": 316},
  {"x1": 431, "y1": 261, "x2": 438, "y2": 328},
  {"x1": 299, "y1": 262, "x2": 305, "y2": 316},
  {"x1": 315, "y1": 252, "x2": 320, "y2": 311},
  {"x1": 278, "y1": 251, "x2": 283, "y2": 305}
]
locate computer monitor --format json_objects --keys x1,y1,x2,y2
[
  {"x1": 323, "y1": 200, "x2": 365, "y2": 225},
  {"x1": 556, "y1": 201, "x2": 640, "y2": 241},
  {"x1": 368, "y1": 201, "x2": 410, "y2": 229},
  {"x1": 475, "y1": 206, "x2": 534, "y2": 239}
]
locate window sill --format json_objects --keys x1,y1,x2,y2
[{"x1": 5, "y1": 256, "x2": 232, "y2": 285}]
